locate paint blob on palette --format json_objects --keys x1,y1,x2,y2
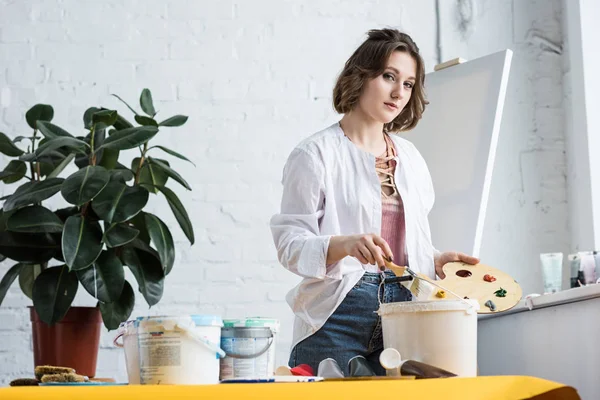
[{"x1": 434, "y1": 262, "x2": 523, "y2": 314}]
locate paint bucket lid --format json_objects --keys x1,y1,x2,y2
[
  {"x1": 378, "y1": 299, "x2": 480, "y2": 315},
  {"x1": 191, "y1": 314, "x2": 223, "y2": 327},
  {"x1": 223, "y1": 317, "x2": 280, "y2": 333},
  {"x1": 221, "y1": 326, "x2": 273, "y2": 339},
  {"x1": 136, "y1": 315, "x2": 223, "y2": 330}
]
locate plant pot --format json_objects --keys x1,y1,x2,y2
[{"x1": 29, "y1": 306, "x2": 102, "y2": 378}]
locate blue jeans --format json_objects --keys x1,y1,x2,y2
[{"x1": 288, "y1": 271, "x2": 412, "y2": 376}]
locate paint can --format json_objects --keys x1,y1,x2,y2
[
  {"x1": 136, "y1": 315, "x2": 225, "y2": 384},
  {"x1": 113, "y1": 319, "x2": 140, "y2": 384},
  {"x1": 220, "y1": 318, "x2": 278, "y2": 380},
  {"x1": 378, "y1": 300, "x2": 479, "y2": 377}
]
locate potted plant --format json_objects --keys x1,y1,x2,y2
[{"x1": 0, "y1": 89, "x2": 195, "y2": 377}]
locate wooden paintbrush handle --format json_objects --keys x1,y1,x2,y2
[{"x1": 383, "y1": 257, "x2": 407, "y2": 277}]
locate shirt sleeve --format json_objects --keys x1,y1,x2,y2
[{"x1": 270, "y1": 147, "x2": 332, "y2": 279}]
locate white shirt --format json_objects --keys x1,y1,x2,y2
[{"x1": 270, "y1": 122, "x2": 439, "y2": 349}]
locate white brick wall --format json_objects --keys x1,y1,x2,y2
[{"x1": 0, "y1": 0, "x2": 564, "y2": 384}]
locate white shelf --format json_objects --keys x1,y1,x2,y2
[{"x1": 478, "y1": 284, "x2": 600, "y2": 320}]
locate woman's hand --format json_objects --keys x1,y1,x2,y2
[
  {"x1": 435, "y1": 251, "x2": 479, "y2": 279},
  {"x1": 328, "y1": 234, "x2": 393, "y2": 269},
  {"x1": 344, "y1": 234, "x2": 393, "y2": 269}
]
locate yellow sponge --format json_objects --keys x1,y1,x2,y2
[
  {"x1": 40, "y1": 373, "x2": 86, "y2": 383},
  {"x1": 34, "y1": 365, "x2": 76, "y2": 381}
]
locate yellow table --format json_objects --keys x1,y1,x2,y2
[{"x1": 0, "y1": 376, "x2": 580, "y2": 399}]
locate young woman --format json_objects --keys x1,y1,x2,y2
[{"x1": 270, "y1": 28, "x2": 479, "y2": 376}]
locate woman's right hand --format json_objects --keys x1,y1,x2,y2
[{"x1": 342, "y1": 234, "x2": 394, "y2": 270}]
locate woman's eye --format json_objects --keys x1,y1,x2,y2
[
  {"x1": 404, "y1": 82, "x2": 414, "y2": 89},
  {"x1": 384, "y1": 73, "x2": 395, "y2": 82}
]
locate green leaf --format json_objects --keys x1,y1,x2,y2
[
  {"x1": 91, "y1": 181, "x2": 149, "y2": 224},
  {"x1": 13, "y1": 136, "x2": 35, "y2": 143},
  {"x1": 0, "y1": 160, "x2": 27, "y2": 184},
  {"x1": 157, "y1": 185, "x2": 194, "y2": 244},
  {"x1": 131, "y1": 157, "x2": 169, "y2": 193},
  {"x1": 62, "y1": 215, "x2": 103, "y2": 271},
  {"x1": 121, "y1": 243, "x2": 164, "y2": 307},
  {"x1": 0, "y1": 231, "x2": 59, "y2": 263},
  {"x1": 61, "y1": 165, "x2": 110, "y2": 206},
  {"x1": 0, "y1": 263, "x2": 24, "y2": 306},
  {"x1": 98, "y1": 130, "x2": 119, "y2": 170},
  {"x1": 98, "y1": 148, "x2": 119, "y2": 170},
  {"x1": 102, "y1": 222, "x2": 139, "y2": 248},
  {"x1": 32, "y1": 265, "x2": 78, "y2": 325},
  {"x1": 36, "y1": 121, "x2": 74, "y2": 139},
  {"x1": 26, "y1": 104, "x2": 54, "y2": 130},
  {"x1": 148, "y1": 157, "x2": 191, "y2": 190},
  {"x1": 23, "y1": 148, "x2": 67, "y2": 165},
  {"x1": 97, "y1": 126, "x2": 158, "y2": 151},
  {"x1": 77, "y1": 250, "x2": 124, "y2": 303},
  {"x1": 18, "y1": 153, "x2": 37, "y2": 162},
  {"x1": 111, "y1": 94, "x2": 139, "y2": 116},
  {"x1": 113, "y1": 115, "x2": 134, "y2": 130},
  {"x1": 6, "y1": 205, "x2": 64, "y2": 233},
  {"x1": 0, "y1": 131, "x2": 24, "y2": 157},
  {"x1": 19, "y1": 263, "x2": 42, "y2": 300},
  {"x1": 158, "y1": 115, "x2": 188, "y2": 127},
  {"x1": 99, "y1": 280, "x2": 135, "y2": 330},
  {"x1": 92, "y1": 109, "x2": 118, "y2": 127},
  {"x1": 129, "y1": 212, "x2": 150, "y2": 244},
  {"x1": 0, "y1": 209, "x2": 11, "y2": 231},
  {"x1": 83, "y1": 107, "x2": 102, "y2": 130},
  {"x1": 2, "y1": 178, "x2": 64, "y2": 212},
  {"x1": 149, "y1": 146, "x2": 195, "y2": 166},
  {"x1": 54, "y1": 206, "x2": 79, "y2": 222},
  {"x1": 35, "y1": 136, "x2": 89, "y2": 157},
  {"x1": 109, "y1": 167, "x2": 134, "y2": 183},
  {"x1": 145, "y1": 213, "x2": 175, "y2": 275},
  {"x1": 134, "y1": 115, "x2": 158, "y2": 127},
  {"x1": 47, "y1": 153, "x2": 76, "y2": 179},
  {"x1": 140, "y1": 88, "x2": 156, "y2": 117}
]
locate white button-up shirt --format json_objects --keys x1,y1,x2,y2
[{"x1": 270, "y1": 122, "x2": 439, "y2": 349}]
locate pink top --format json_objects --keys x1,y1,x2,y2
[{"x1": 375, "y1": 134, "x2": 407, "y2": 271}]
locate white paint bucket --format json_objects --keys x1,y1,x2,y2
[
  {"x1": 220, "y1": 324, "x2": 275, "y2": 380},
  {"x1": 136, "y1": 315, "x2": 224, "y2": 385},
  {"x1": 113, "y1": 320, "x2": 140, "y2": 384},
  {"x1": 378, "y1": 300, "x2": 479, "y2": 377}
]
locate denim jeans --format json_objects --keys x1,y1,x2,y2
[{"x1": 288, "y1": 271, "x2": 412, "y2": 376}]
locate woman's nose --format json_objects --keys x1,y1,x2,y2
[{"x1": 392, "y1": 86, "x2": 406, "y2": 100}]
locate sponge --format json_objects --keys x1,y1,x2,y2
[
  {"x1": 9, "y1": 378, "x2": 39, "y2": 386},
  {"x1": 40, "y1": 373, "x2": 86, "y2": 383},
  {"x1": 34, "y1": 365, "x2": 76, "y2": 381}
]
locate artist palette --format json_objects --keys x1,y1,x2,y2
[{"x1": 437, "y1": 262, "x2": 522, "y2": 314}]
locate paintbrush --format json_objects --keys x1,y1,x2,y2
[
  {"x1": 383, "y1": 257, "x2": 471, "y2": 306},
  {"x1": 382, "y1": 257, "x2": 435, "y2": 300}
]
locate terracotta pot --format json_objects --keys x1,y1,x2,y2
[{"x1": 29, "y1": 306, "x2": 102, "y2": 378}]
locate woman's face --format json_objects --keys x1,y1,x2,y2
[{"x1": 357, "y1": 50, "x2": 417, "y2": 124}]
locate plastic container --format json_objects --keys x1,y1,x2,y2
[
  {"x1": 113, "y1": 320, "x2": 140, "y2": 384},
  {"x1": 115, "y1": 315, "x2": 224, "y2": 385},
  {"x1": 378, "y1": 300, "x2": 479, "y2": 377},
  {"x1": 220, "y1": 325, "x2": 274, "y2": 380},
  {"x1": 220, "y1": 317, "x2": 279, "y2": 379}
]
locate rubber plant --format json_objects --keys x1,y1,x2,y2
[{"x1": 0, "y1": 89, "x2": 194, "y2": 330}]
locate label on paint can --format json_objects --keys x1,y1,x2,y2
[
  {"x1": 137, "y1": 315, "x2": 224, "y2": 385},
  {"x1": 220, "y1": 327, "x2": 274, "y2": 380}
]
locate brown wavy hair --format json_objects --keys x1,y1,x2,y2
[{"x1": 333, "y1": 29, "x2": 428, "y2": 132}]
